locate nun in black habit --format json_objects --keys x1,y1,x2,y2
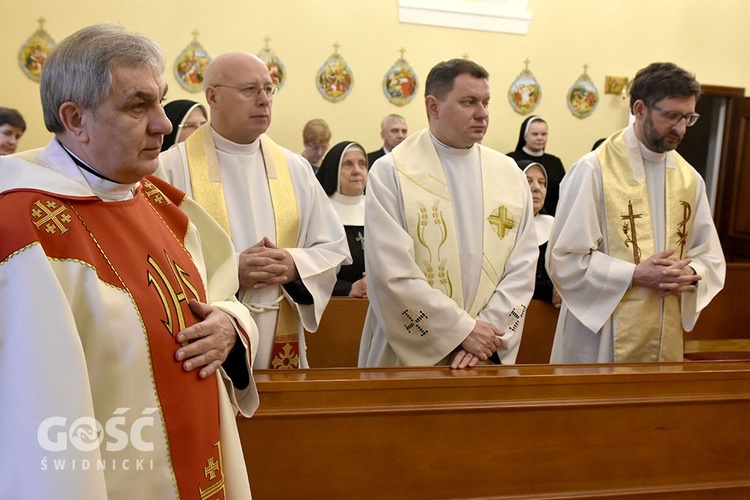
[
  {"x1": 316, "y1": 141, "x2": 368, "y2": 297},
  {"x1": 161, "y1": 99, "x2": 207, "y2": 152},
  {"x1": 507, "y1": 115, "x2": 566, "y2": 216}
]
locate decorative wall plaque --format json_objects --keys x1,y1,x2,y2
[
  {"x1": 567, "y1": 64, "x2": 599, "y2": 119},
  {"x1": 383, "y1": 48, "x2": 418, "y2": 107},
  {"x1": 174, "y1": 30, "x2": 212, "y2": 93},
  {"x1": 316, "y1": 43, "x2": 353, "y2": 103},
  {"x1": 258, "y1": 36, "x2": 286, "y2": 90},
  {"x1": 18, "y1": 17, "x2": 56, "y2": 83},
  {"x1": 508, "y1": 59, "x2": 541, "y2": 115}
]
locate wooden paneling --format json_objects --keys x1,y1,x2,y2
[
  {"x1": 305, "y1": 297, "x2": 368, "y2": 368},
  {"x1": 239, "y1": 363, "x2": 750, "y2": 499},
  {"x1": 684, "y1": 263, "x2": 750, "y2": 359},
  {"x1": 516, "y1": 299, "x2": 558, "y2": 364},
  {"x1": 685, "y1": 263, "x2": 750, "y2": 342}
]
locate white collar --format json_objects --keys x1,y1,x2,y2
[
  {"x1": 522, "y1": 146, "x2": 544, "y2": 157},
  {"x1": 212, "y1": 127, "x2": 261, "y2": 155}
]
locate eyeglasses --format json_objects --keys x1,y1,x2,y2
[
  {"x1": 178, "y1": 121, "x2": 206, "y2": 131},
  {"x1": 213, "y1": 84, "x2": 278, "y2": 99},
  {"x1": 305, "y1": 143, "x2": 329, "y2": 153},
  {"x1": 648, "y1": 103, "x2": 700, "y2": 127}
]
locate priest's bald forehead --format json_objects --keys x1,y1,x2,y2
[{"x1": 203, "y1": 52, "x2": 270, "y2": 89}]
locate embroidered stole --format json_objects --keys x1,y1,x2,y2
[
  {"x1": 395, "y1": 129, "x2": 523, "y2": 318},
  {"x1": 185, "y1": 125, "x2": 302, "y2": 369},
  {"x1": 598, "y1": 128, "x2": 696, "y2": 362}
]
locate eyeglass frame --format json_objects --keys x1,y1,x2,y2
[
  {"x1": 304, "y1": 142, "x2": 330, "y2": 153},
  {"x1": 177, "y1": 121, "x2": 206, "y2": 130},
  {"x1": 647, "y1": 103, "x2": 700, "y2": 127},
  {"x1": 212, "y1": 83, "x2": 279, "y2": 99}
]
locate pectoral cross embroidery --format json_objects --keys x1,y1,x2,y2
[
  {"x1": 621, "y1": 200, "x2": 643, "y2": 264},
  {"x1": 356, "y1": 231, "x2": 364, "y2": 249},
  {"x1": 31, "y1": 199, "x2": 72, "y2": 235},
  {"x1": 488, "y1": 206, "x2": 515, "y2": 239},
  {"x1": 142, "y1": 179, "x2": 170, "y2": 205}
]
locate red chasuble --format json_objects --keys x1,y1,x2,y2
[{"x1": 0, "y1": 176, "x2": 227, "y2": 499}]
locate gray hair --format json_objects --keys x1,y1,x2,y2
[
  {"x1": 41, "y1": 23, "x2": 165, "y2": 134},
  {"x1": 380, "y1": 114, "x2": 406, "y2": 130}
]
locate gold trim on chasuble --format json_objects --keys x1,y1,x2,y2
[
  {"x1": 185, "y1": 125, "x2": 302, "y2": 368},
  {"x1": 598, "y1": 128, "x2": 696, "y2": 362},
  {"x1": 394, "y1": 129, "x2": 523, "y2": 339}
]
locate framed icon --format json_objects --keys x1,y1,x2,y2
[{"x1": 316, "y1": 43, "x2": 353, "y2": 103}]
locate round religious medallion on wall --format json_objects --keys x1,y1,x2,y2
[
  {"x1": 257, "y1": 36, "x2": 286, "y2": 91},
  {"x1": 174, "y1": 31, "x2": 212, "y2": 93},
  {"x1": 382, "y1": 48, "x2": 418, "y2": 107},
  {"x1": 316, "y1": 43, "x2": 353, "y2": 103},
  {"x1": 567, "y1": 64, "x2": 599, "y2": 119},
  {"x1": 508, "y1": 59, "x2": 541, "y2": 115},
  {"x1": 18, "y1": 17, "x2": 56, "y2": 83}
]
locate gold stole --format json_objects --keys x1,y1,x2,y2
[
  {"x1": 599, "y1": 128, "x2": 696, "y2": 362},
  {"x1": 185, "y1": 124, "x2": 302, "y2": 369},
  {"x1": 395, "y1": 129, "x2": 523, "y2": 317}
]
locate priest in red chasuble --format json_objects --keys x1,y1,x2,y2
[{"x1": 0, "y1": 24, "x2": 258, "y2": 499}]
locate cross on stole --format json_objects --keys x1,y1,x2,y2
[
  {"x1": 488, "y1": 206, "x2": 515, "y2": 238},
  {"x1": 31, "y1": 200, "x2": 71, "y2": 234}
]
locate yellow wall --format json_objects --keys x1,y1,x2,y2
[{"x1": 3, "y1": 0, "x2": 750, "y2": 167}]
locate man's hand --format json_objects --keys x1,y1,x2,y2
[
  {"x1": 175, "y1": 300, "x2": 238, "y2": 379},
  {"x1": 450, "y1": 349, "x2": 480, "y2": 370},
  {"x1": 552, "y1": 287, "x2": 562, "y2": 308},
  {"x1": 460, "y1": 320, "x2": 503, "y2": 361},
  {"x1": 633, "y1": 248, "x2": 700, "y2": 296},
  {"x1": 238, "y1": 236, "x2": 298, "y2": 289},
  {"x1": 349, "y1": 273, "x2": 367, "y2": 298}
]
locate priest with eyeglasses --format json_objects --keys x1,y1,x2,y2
[
  {"x1": 158, "y1": 52, "x2": 350, "y2": 370},
  {"x1": 547, "y1": 62, "x2": 725, "y2": 364}
]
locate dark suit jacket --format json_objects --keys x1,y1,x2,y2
[{"x1": 367, "y1": 148, "x2": 386, "y2": 167}]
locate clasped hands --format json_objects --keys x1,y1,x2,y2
[
  {"x1": 633, "y1": 248, "x2": 700, "y2": 297},
  {"x1": 450, "y1": 320, "x2": 503, "y2": 370},
  {"x1": 238, "y1": 236, "x2": 298, "y2": 289}
]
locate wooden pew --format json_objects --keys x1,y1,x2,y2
[
  {"x1": 305, "y1": 297, "x2": 368, "y2": 368},
  {"x1": 684, "y1": 262, "x2": 750, "y2": 359},
  {"x1": 239, "y1": 363, "x2": 750, "y2": 499},
  {"x1": 305, "y1": 298, "x2": 558, "y2": 368},
  {"x1": 516, "y1": 299, "x2": 558, "y2": 363}
]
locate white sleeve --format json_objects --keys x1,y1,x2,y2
[
  {"x1": 680, "y1": 171, "x2": 726, "y2": 330},
  {"x1": 284, "y1": 152, "x2": 351, "y2": 331},
  {"x1": 546, "y1": 153, "x2": 635, "y2": 333}
]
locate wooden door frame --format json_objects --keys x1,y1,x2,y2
[{"x1": 702, "y1": 85, "x2": 747, "y2": 260}]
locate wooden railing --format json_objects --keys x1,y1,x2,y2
[{"x1": 239, "y1": 363, "x2": 750, "y2": 499}]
